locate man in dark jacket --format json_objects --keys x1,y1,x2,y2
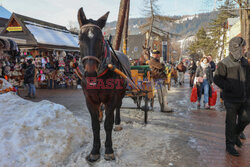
[
  {"x1": 214, "y1": 37, "x2": 249, "y2": 156},
  {"x1": 239, "y1": 51, "x2": 250, "y2": 140},
  {"x1": 24, "y1": 59, "x2": 36, "y2": 98},
  {"x1": 148, "y1": 50, "x2": 172, "y2": 112}
]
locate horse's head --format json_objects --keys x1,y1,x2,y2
[{"x1": 78, "y1": 7, "x2": 109, "y2": 76}]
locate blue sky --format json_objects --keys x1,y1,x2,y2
[{"x1": 2, "y1": 0, "x2": 217, "y2": 27}]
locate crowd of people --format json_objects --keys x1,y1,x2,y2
[
  {"x1": 184, "y1": 37, "x2": 250, "y2": 157},
  {"x1": 0, "y1": 49, "x2": 81, "y2": 97},
  {"x1": 155, "y1": 36, "x2": 250, "y2": 157}
]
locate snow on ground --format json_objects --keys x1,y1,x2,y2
[
  {"x1": 0, "y1": 79, "x2": 190, "y2": 167},
  {"x1": 0, "y1": 93, "x2": 86, "y2": 167},
  {"x1": 65, "y1": 102, "x2": 181, "y2": 167},
  {"x1": 0, "y1": 92, "x2": 179, "y2": 167}
]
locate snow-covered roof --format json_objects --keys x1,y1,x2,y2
[
  {"x1": 26, "y1": 23, "x2": 79, "y2": 48},
  {"x1": 0, "y1": 6, "x2": 11, "y2": 19}
]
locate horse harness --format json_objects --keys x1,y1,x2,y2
[{"x1": 76, "y1": 24, "x2": 112, "y2": 79}]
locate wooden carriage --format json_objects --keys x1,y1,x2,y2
[{"x1": 126, "y1": 65, "x2": 155, "y2": 110}]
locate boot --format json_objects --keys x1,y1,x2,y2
[
  {"x1": 197, "y1": 102, "x2": 201, "y2": 109},
  {"x1": 226, "y1": 145, "x2": 239, "y2": 156},
  {"x1": 205, "y1": 103, "x2": 210, "y2": 109},
  {"x1": 159, "y1": 86, "x2": 173, "y2": 112},
  {"x1": 161, "y1": 105, "x2": 173, "y2": 113},
  {"x1": 239, "y1": 132, "x2": 246, "y2": 140},
  {"x1": 25, "y1": 94, "x2": 31, "y2": 98},
  {"x1": 235, "y1": 137, "x2": 242, "y2": 148}
]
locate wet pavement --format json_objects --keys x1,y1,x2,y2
[{"x1": 19, "y1": 75, "x2": 250, "y2": 167}]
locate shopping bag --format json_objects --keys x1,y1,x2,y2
[
  {"x1": 209, "y1": 86, "x2": 217, "y2": 106},
  {"x1": 190, "y1": 86, "x2": 198, "y2": 102}
]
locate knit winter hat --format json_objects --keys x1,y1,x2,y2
[{"x1": 229, "y1": 37, "x2": 246, "y2": 60}]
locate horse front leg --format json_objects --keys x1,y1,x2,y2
[
  {"x1": 104, "y1": 104, "x2": 116, "y2": 161},
  {"x1": 114, "y1": 100, "x2": 123, "y2": 131},
  {"x1": 85, "y1": 101, "x2": 101, "y2": 163}
]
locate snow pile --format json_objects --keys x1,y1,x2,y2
[
  {"x1": 0, "y1": 93, "x2": 86, "y2": 167},
  {"x1": 66, "y1": 107, "x2": 180, "y2": 167},
  {"x1": 0, "y1": 78, "x2": 15, "y2": 94},
  {"x1": 0, "y1": 78, "x2": 13, "y2": 90}
]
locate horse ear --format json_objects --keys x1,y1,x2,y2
[
  {"x1": 97, "y1": 12, "x2": 109, "y2": 29},
  {"x1": 78, "y1": 7, "x2": 87, "y2": 27}
]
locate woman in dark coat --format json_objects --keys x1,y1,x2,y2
[
  {"x1": 194, "y1": 57, "x2": 213, "y2": 109},
  {"x1": 188, "y1": 60, "x2": 197, "y2": 87}
]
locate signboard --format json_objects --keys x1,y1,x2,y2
[{"x1": 6, "y1": 26, "x2": 23, "y2": 32}]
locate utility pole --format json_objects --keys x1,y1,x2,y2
[
  {"x1": 122, "y1": 0, "x2": 130, "y2": 54},
  {"x1": 246, "y1": 0, "x2": 249, "y2": 51},
  {"x1": 237, "y1": 0, "x2": 250, "y2": 50},
  {"x1": 113, "y1": 0, "x2": 128, "y2": 51},
  {"x1": 146, "y1": 0, "x2": 155, "y2": 49}
]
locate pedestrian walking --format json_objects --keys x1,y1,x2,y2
[
  {"x1": 188, "y1": 59, "x2": 197, "y2": 87},
  {"x1": 24, "y1": 59, "x2": 36, "y2": 98},
  {"x1": 213, "y1": 37, "x2": 250, "y2": 156},
  {"x1": 194, "y1": 57, "x2": 213, "y2": 109},
  {"x1": 148, "y1": 50, "x2": 173, "y2": 112},
  {"x1": 239, "y1": 51, "x2": 250, "y2": 140},
  {"x1": 207, "y1": 54, "x2": 216, "y2": 73},
  {"x1": 177, "y1": 61, "x2": 186, "y2": 85}
]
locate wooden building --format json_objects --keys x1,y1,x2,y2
[
  {"x1": 120, "y1": 34, "x2": 145, "y2": 59},
  {"x1": 0, "y1": 13, "x2": 79, "y2": 56}
]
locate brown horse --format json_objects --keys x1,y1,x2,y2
[{"x1": 77, "y1": 8, "x2": 129, "y2": 162}]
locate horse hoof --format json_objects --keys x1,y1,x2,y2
[
  {"x1": 85, "y1": 154, "x2": 100, "y2": 163},
  {"x1": 114, "y1": 125, "x2": 123, "y2": 131},
  {"x1": 104, "y1": 153, "x2": 115, "y2": 161}
]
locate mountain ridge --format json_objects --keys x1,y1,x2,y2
[{"x1": 103, "y1": 11, "x2": 218, "y2": 39}]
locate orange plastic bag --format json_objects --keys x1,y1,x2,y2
[
  {"x1": 209, "y1": 86, "x2": 217, "y2": 106},
  {"x1": 190, "y1": 86, "x2": 198, "y2": 102}
]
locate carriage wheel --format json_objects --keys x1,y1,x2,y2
[
  {"x1": 136, "y1": 96, "x2": 142, "y2": 109},
  {"x1": 144, "y1": 94, "x2": 149, "y2": 124},
  {"x1": 158, "y1": 85, "x2": 165, "y2": 112},
  {"x1": 150, "y1": 98, "x2": 154, "y2": 110}
]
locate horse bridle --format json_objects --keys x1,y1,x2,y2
[{"x1": 79, "y1": 24, "x2": 104, "y2": 64}]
